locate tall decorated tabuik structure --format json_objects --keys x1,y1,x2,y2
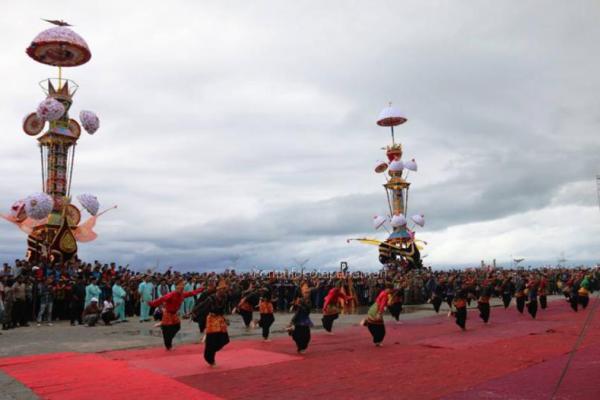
[
  {"x1": 349, "y1": 104, "x2": 426, "y2": 272},
  {"x1": 1, "y1": 20, "x2": 113, "y2": 264}
]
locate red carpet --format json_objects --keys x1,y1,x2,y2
[
  {"x1": 0, "y1": 353, "x2": 221, "y2": 400},
  {"x1": 1, "y1": 298, "x2": 599, "y2": 399}
]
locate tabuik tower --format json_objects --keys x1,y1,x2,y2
[
  {"x1": 349, "y1": 104, "x2": 426, "y2": 272},
  {"x1": 0, "y1": 20, "x2": 111, "y2": 264}
]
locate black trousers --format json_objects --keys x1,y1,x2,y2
[
  {"x1": 12, "y1": 300, "x2": 28, "y2": 326},
  {"x1": 258, "y1": 313, "x2": 275, "y2": 338},
  {"x1": 321, "y1": 313, "x2": 338, "y2": 332},
  {"x1": 455, "y1": 307, "x2": 467, "y2": 330},
  {"x1": 26, "y1": 300, "x2": 34, "y2": 321},
  {"x1": 102, "y1": 311, "x2": 115, "y2": 325},
  {"x1": 389, "y1": 303, "x2": 402, "y2": 320},
  {"x1": 540, "y1": 295, "x2": 547, "y2": 310},
  {"x1": 431, "y1": 297, "x2": 442, "y2": 314},
  {"x1": 239, "y1": 309, "x2": 253, "y2": 327},
  {"x1": 579, "y1": 296, "x2": 589, "y2": 309},
  {"x1": 445, "y1": 295, "x2": 454, "y2": 308},
  {"x1": 478, "y1": 302, "x2": 490, "y2": 323},
  {"x1": 570, "y1": 295, "x2": 579, "y2": 312},
  {"x1": 516, "y1": 296, "x2": 525, "y2": 314},
  {"x1": 54, "y1": 299, "x2": 66, "y2": 320},
  {"x1": 197, "y1": 312, "x2": 208, "y2": 333},
  {"x1": 367, "y1": 322, "x2": 385, "y2": 344},
  {"x1": 527, "y1": 300, "x2": 538, "y2": 319},
  {"x1": 291, "y1": 325, "x2": 311, "y2": 351},
  {"x1": 204, "y1": 332, "x2": 230, "y2": 365},
  {"x1": 502, "y1": 294, "x2": 511, "y2": 309},
  {"x1": 161, "y1": 323, "x2": 181, "y2": 349},
  {"x1": 70, "y1": 301, "x2": 83, "y2": 324}
]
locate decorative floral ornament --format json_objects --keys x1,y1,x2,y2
[
  {"x1": 374, "y1": 161, "x2": 388, "y2": 174},
  {"x1": 9, "y1": 200, "x2": 27, "y2": 222},
  {"x1": 389, "y1": 159, "x2": 404, "y2": 172},
  {"x1": 390, "y1": 214, "x2": 407, "y2": 228},
  {"x1": 77, "y1": 193, "x2": 99, "y2": 216},
  {"x1": 24, "y1": 193, "x2": 54, "y2": 220},
  {"x1": 79, "y1": 110, "x2": 99, "y2": 134},
  {"x1": 404, "y1": 159, "x2": 418, "y2": 172},
  {"x1": 411, "y1": 214, "x2": 425, "y2": 227},
  {"x1": 373, "y1": 215, "x2": 387, "y2": 230},
  {"x1": 23, "y1": 112, "x2": 45, "y2": 136},
  {"x1": 37, "y1": 98, "x2": 65, "y2": 121}
]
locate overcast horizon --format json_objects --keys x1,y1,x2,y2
[{"x1": 1, "y1": 1, "x2": 599, "y2": 271}]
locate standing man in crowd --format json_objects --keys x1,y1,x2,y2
[
  {"x1": 112, "y1": 278, "x2": 127, "y2": 323},
  {"x1": 2, "y1": 278, "x2": 14, "y2": 330},
  {"x1": 70, "y1": 276, "x2": 86, "y2": 326},
  {"x1": 85, "y1": 279, "x2": 101, "y2": 308},
  {"x1": 138, "y1": 275, "x2": 155, "y2": 322},
  {"x1": 11, "y1": 276, "x2": 29, "y2": 327},
  {"x1": 36, "y1": 277, "x2": 54, "y2": 326}
]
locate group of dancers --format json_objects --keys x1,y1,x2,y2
[{"x1": 148, "y1": 269, "x2": 596, "y2": 367}]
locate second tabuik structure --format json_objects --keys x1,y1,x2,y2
[{"x1": 349, "y1": 104, "x2": 427, "y2": 272}]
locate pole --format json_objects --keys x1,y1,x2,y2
[
  {"x1": 39, "y1": 145, "x2": 45, "y2": 192},
  {"x1": 67, "y1": 144, "x2": 76, "y2": 197},
  {"x1": 384, "y1": 188, "x2": 393, "y2": 217},
  {"x1": 390, "y1": 126, "x2": 395, "y2": 145}
]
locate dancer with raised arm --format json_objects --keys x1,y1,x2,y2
[{"x1": 148, "y1": 280, "x2": 203, "y2": 350}]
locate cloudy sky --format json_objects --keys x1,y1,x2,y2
[{"x1": 0, "y1": 1, "x2": 599, "y2": 271}]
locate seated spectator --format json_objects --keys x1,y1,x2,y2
[
  {"x1": 102, "y1": 297, "x2": 116, "y2": 325},
  {"x1": 82, "y1": 298, "x2": 101, "y2": 327}
]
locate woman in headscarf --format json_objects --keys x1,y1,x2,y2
[
  {"x1": 191, "y1": 282, "x2": 216, "y2": 343},
  {"x1": 477, "y1": 276, "x2": 493, "y2": 324},
  {"x1": 256, "y1": 288, "x2": 275, "y2": 341},
  {"x1": 453, "y1": 287, "x2": 468, "y2": 331},
  {"x1": 526, "y1": 277, "x2": 539, "y2": 319},
  {"x1": 288, "y1": 282, "x2": 313, "y2": 354},
  {"x1": 196, "y1": 279, "x2": 230, "y2": 367},
  {"x1": 235, "y1": 284, "x2": 260, "y2": 330}
]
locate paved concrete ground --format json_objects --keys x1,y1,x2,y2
[{"x1": 0, "y1": 296, "x2": 566, "y2": 400}]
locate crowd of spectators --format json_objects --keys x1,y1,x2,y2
[{"x1": 0, "y1": 258, "x2": 598, "y2": 331}]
